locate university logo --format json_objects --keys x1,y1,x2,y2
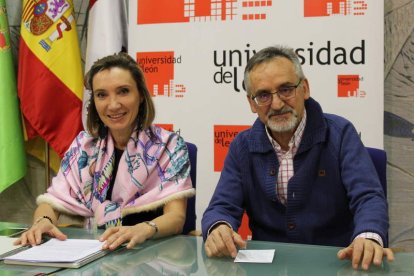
[
  {"x1": 213, "y1": 43, "x2": 256, "y2": 93},
  {"x1": 137, "y1": 51, "x2": 186, "y2": 98},
  {"x1": 304, "y1": 0, "x2": 368, "y2": 17},
  {"x1": 214, "y1": 125, "x2": 250, "y2": 171},
  {"x1": 137, "y1": 0, "x2": 273, "y2": 25},
  {"x1": 22, "y1": 0, "x2": 75, "y2": 52},
  {"x1": 337, "y1": 75, "x2": 366, "y2": 98}
]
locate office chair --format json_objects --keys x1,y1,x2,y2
[{"x1": 182, "y1": 142, "x2": 197, "y2": 234}]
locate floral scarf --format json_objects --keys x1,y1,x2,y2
[{"x1": 37, "y1": 126, "x2": 195, "y2": 228}]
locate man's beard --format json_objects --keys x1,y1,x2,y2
[{"x1": 266, "y1": 106, "x2": 299, "y2": 133}]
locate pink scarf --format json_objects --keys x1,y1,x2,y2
[{"x1": 37, "y1": 126, "x2": 195, "y2": 227}]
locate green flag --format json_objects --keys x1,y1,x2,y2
[{"x1": 0, "y1": 0, "x2": 26, "y2": 192}]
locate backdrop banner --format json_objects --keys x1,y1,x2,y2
[{"x1": 129, "y1": 0, "x2": 384, "y2": 229}]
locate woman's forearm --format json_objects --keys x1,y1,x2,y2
[
  {"x1": 33, "y1": 203, "x2": 60, "y2": 225},
  {"x1": 151, "y1": 198, "x2": 187, "y2": 238}
]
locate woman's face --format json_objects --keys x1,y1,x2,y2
[{"x1": 92, "y1": 67, "x2": 143, "y2": 140}]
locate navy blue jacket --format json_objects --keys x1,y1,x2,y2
[{"x1": 202, "y1": 98, "x2": 388, "y2": 247}]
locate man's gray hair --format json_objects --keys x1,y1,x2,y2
[{"x1": 244, "y1": 45, "x2": 305, "y2": 95}]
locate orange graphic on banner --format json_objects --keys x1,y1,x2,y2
[
  {"x1": 155, "y1": 123, "x2": 174, "y2": 132},
  {"x1": 242, "y1": 0, "x2": 271, "y2": 20},
  {"x1": 138, "y1": 0, "x2": 187, "y2": 24},
  {"x1": 195, "y1": 0, "x2": 210, "y2": 17},
  {"x1": 304, "y1": 0, "x2": 368, "y2": 17},
  {"x1": 214, "y1": 125, "x2": 250, "y2": 172},
  {"x1": 338, "y1": 75, "x2": 362, "y2": 97},
  {"x1": 137, "y1": 0, "x2": 271, "y2": 24},
  {"x1": 137, "y1": 51, "x2": 186, "y2": 98},
  {"x1": 239, "y1": 212, "x2": 252, "y2": 240}
]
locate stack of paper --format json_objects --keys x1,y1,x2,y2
[
  {"x1": 0, "y1": 236, "x2": 25, "y2": 259},
  {"x1": 4, "y1": 238, "x2": 108, "y2": 268}
]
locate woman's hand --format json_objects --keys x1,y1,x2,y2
[
  {"x1": 100, "y1": 223, "x2": 156, "y2": 250},
  {"x1": 14, "y1": 218, "x2": 67, "y2": 247},
  {"x1": 99, "y1": 198, "x2": 187, "y2": 250}
]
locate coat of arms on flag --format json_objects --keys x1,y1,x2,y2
[{"x1": 22, "y1": 0, "x2": 75, "y2": 52}]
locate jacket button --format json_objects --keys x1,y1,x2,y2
[
  {"x1": 287, "y1": 223, "x2": 296, "y2": 230},
  {"x1": 269, "y1": 169, "x2": 276, "y2": 176}
]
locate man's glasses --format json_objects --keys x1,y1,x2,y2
[{"x1": 251, "y1": 79, "x2": 302, "y2": 106}]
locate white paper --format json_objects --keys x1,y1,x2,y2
[
  {"x1": 4, "y1": 238, "x2": 105, "y2": 263},
  {"x1": 0, "y1": 236, "x2": 22, "y2": 256},
  {"x1": 234, "y1": 249, "x2": 275, "y2": 263}
]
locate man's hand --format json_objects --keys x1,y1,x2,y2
[
  {"x1": 204, "y1": 224, "x2": 246, "y2": 258},
  {"x1": 337, "y1": 237, "x2": 394, "y2": 270}
]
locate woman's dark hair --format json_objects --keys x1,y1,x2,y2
[{"x1": 85, "y1": 52, "x2": 155, "y2": 138}]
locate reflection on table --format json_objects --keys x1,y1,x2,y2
[
  {"x1": 60, "y1": 235, "x2": 198, "y2": 276},
  {"x1": 1, "y1": 222, "x2": 414, "y2": 275}
]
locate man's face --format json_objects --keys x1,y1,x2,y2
[{"x1": 247, "y1": 57, "x2": 310, "y2": 137}]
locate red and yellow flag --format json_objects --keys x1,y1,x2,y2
[{"x1": 18, "y1": 0, "x2": 83, "y2": 158}]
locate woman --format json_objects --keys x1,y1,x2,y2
[{"x1": 16, "y1": 53, "x2": 195, "y2": 250}]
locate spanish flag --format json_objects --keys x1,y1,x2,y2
[{"x1": 18, "y1": 0, "x2": 83, "y2": 158}]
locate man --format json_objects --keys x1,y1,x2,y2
[{"x1": 202, "y1": 46, "x2": 394, "y2": 270}]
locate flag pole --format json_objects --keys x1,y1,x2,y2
[{"x1": 45, "y1": 139, "x2": 50, "y2": 189}]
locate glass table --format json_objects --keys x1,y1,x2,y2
[{"x1": 1, "y1": 222, "x2": 413, "y2": 275}]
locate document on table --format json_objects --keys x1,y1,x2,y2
[
  {"x1": 0, "y1": 236, "x2": 26, "y2": 259},
  {"x1": 234, "y1": 249, "x2": 275, "y2": 263},
  {"x1": 4, "y1": 238, "x2": 109, "y2": 268}
]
